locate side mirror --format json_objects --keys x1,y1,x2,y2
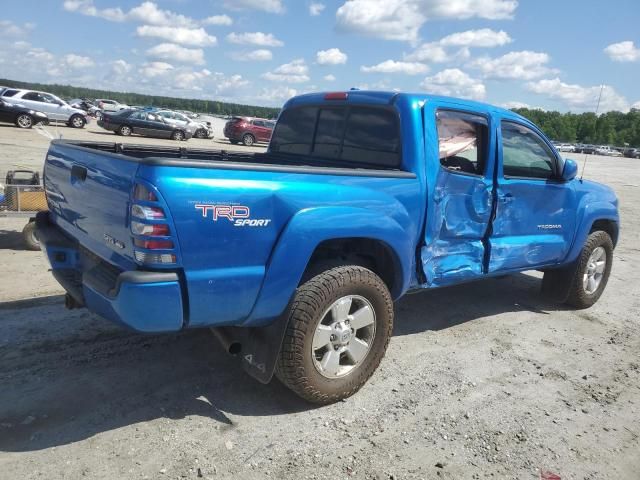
[{"x1": 561, "y1": 158, "x2": 578, "y2": 182}]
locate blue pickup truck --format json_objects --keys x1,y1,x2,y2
[{"x1": 37, "y1": 91, "x2": 619, "y2": 404}]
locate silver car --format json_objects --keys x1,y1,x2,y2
[
  {"x1": 0, "y1": 88, "x2": 88, "y2": 128},
  {"x1": 156, "y1": 110, "x2": 213, "y2": 139}
]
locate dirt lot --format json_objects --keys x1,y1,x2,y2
[{"x1": 1, "y1": 122, "x2": 639, "y2": 480}]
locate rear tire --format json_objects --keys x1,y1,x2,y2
[
  {"x1": 16, "y1": 114, "x2": 33, "y2": 129},
  {"x1": 565, "y1": 231, "x2": 613, "y2": 308},
  {"x1": 68, "y1": 114, "x2": 86, "y2": 129},
  {"x1": 276, "y1": 266, "x2": 393, "y2": 404},
  {"x1": 242, "y1": 133, "x2": 255, "y2": 146},
  {"x1": 22, "y1": 221, "x2": 40, "y2": 251},
  {"x1": 195, "y1": 129, "x2": 207, "y2": 139},
  {"x1": 171, "y1": 130, "x2": 185, "y2": 141},
  {"x1": 118, "y1": 125, "x2": 132, "y2": 136}
]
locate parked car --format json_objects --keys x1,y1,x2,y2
[
  {"x1": 0, "y1": 89, "x2": 88, "y2": 128},
  {"x1": 557, "y1": 143, "x2": 575, "y2": 152},
  {"x1": 155, "y1": 110, "x2": 213, "y2": 139},
  {"x1": 0, "y1": 99, "x2": 49, "y2": 128},
  {"x1": 581, "y1": 144, "x2": 596, "y2": 154},
  {"x1": 95, "y1": 99, "x2": 129, "y2": 112},
  {"x1": 573, "y1": 143, "x2": 584, "y2": 154},
  {"x1": 623, "y1": 147, "x2": 640, "y2": 158},
  {"x1": 98, "y1": 109, "x2": 193, "y2": 140},
  {"x1": 595, "y1": 145, "x2": 623, "y2": 157},
  {"x1": 68, "y1": 98, "x2": 100, "y2": 116},
  {"x1": 37, "y1": 90, "x2": 619, "y2": 404},
  {"x1": 224, "y1": 117, "x2": 275, "y2": 146}
]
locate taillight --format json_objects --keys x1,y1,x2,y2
[
  {"x1": 131, "y1": 221, "x2": 169, "y2": 236},
  {"x1": 131, "y1": 204, "x2": 165, "y2": 220},
  {"x1": 130, "y1": 183, "x2": 176, "y2": 266}
]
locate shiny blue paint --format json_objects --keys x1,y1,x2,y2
[
  {"x1": 83, "y1": 279, "x2": 184, "y2": 332},
  {"x1": 40, "y1": 91, "x2": 619, "y2": 333}
]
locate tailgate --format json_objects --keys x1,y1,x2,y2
[{"x1": 44, "y1": 141, "x2": 139, "y2": 269}]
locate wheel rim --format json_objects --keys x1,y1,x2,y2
[
  {"x1": 244, "y1": 135, "x2": 254, "y2": 145},
  {"x1": 583, "y1": 246, "x2": 606, "y2": 295},
  {"x1": 72, "y1": 116, "x2": 83, "y2": 127},
  {"x1": 18, "y1": 115, "x2": 32, "y2": 128},
  {"x1": 174, "y1": 132, "x2": 183, "y2": 140},
  {"x1": 121, "y1": 126, "x2": 131, "y2": 135},
  {"x1": 311, "y1": 295, "x2": 376, "y2": 379}
]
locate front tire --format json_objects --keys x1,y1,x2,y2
[
  {"x1": 565, "y1": 231, "x2": 613, "y2": 308},
  {"x1": 16, "y1": 114, "x2": 33, "y2": 129},
  {"x1": 276, "y1": 266, "x2": 394, "y2": 404}
]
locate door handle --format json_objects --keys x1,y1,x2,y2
[{"x1": 70, "y1": 165, "x2": 87, "y2": 182}]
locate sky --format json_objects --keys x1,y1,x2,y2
[{"x1": 1, "y1": 0, "x2": 639, "y2": 111}]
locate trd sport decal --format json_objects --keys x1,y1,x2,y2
[{"x1": 194, "y1": 204, "x2": 272, "y2": 227}]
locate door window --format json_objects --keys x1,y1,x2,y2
[
  {"x1": 436, "y1": 110, "x2": 488, "y2": 175},
  {"x1": 501, "y1": 122, "x2": 557, "y2": 179},
  {"x1": 22, "y1": 92, "x2": 46, "y2": 102}
]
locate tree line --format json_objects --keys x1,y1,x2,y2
[
  {"x1": 0, "y1": 78, "x2": 281, "y2": 119},
  {"x1": 513, "y1": 107, "x2": 640, "y2": 147}
]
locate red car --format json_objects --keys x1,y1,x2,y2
[{"x1": 224, "y1": 117, "x2": 275, "y2": 146}]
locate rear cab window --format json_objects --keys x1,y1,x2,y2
[{"x1": 270, "y1": 105, "x2": 402, "y2": 169}]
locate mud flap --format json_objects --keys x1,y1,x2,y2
[
  {"x1": 238, "y1": 302, "x2": 292, "y2": 384},
  {"x1": 541, "y1": 260, "x2": 579, "y2": 303}
]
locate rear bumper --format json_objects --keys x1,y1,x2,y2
[{"x1": 36, "y1": 212, "x2": 184, "y2": 333}]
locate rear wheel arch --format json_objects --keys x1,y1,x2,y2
[{"x1": 302, "y1": 237, "x2": 402, "y2": 298}]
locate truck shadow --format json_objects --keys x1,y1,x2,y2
[
  {"x1": 0, "y1": 228, "x2": 28, "y2": 250},
  {"x1": 0, "y1": 272, "x2": 560, "y2": 452}
]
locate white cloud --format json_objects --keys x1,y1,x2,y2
[
  {"x1": 262, "y1": 59, "x2": 310, "y2": 83},
  {"x1": 258, "y1": 86, "x2": 298, "y2": 103},
  {"x1": 63, "y1": 54, "x2": 95, "y2": 68},
  {"x1": 137, "y1": 26, "x2": 217, "y2": 47},
  {"x1": 146, "y1": 43, "x2": 205, "y2": 65},
  {"x1": 439, "y1": 28, "x2": 511, "y2": 47},
  {"x1": 361, "y1": 60, "x2": 428, "y2": 75},
  {"x1": 64, "y1": 0, "x2": 197, "y2": 27},
  {"x1": 501, "y1": 101, "x2": 530, "y2": 110},
  {"x1": 110, "y1": 59, "x2": 132, "y2": 76},
  {"x1": 405, "y1": 28, "x2": 511, "y2": 63},
  {"x1": 471, "y1": 51, "x2": 554, "y2": 80},
  {"x1": 310, "y1": 2, "x2": 326, "y2": 15},
  {"x1": 526, "y1": 78, "x2": 630, "y2": 113},
  {"x1": 324, "y1": 74, "x2": 337, "y2": 81},
  {"x1": 316, "y1": 48, "x2": 348, "y2": 65},
  {"x1": 336, "y1": 0, "x2": 517, "y2": 43},
  {"x1": 140, "y1": 61, "x2": 174, "y2": 77},
  {"x1": 231, "y1": 49, "x2": 273, "y2": 61},
  {"x1": 421, "y1": 68, "x2": 486, "y2": 100},
  {"x1": 632, "y1": 101, "x2": 640, "y2": 110},
  {"x1": 202, "y1": 15, "x2": 233, "y2": 26},
  {"x1": 226, "y1": 32, "x2": 284, "y2": 47},
  {"x1": 604, "y1": 41, "x2": 640, "y2": 62},
  {"x1": 223, "y1": 0, "x2": 285, "y2": 14},
  {"x1": 0, "y1": 20, "x2": 35, "y2": 37}
]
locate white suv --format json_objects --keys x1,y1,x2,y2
[{"x1": 0, "y1": 88, "x2": 88, "y2": 128}]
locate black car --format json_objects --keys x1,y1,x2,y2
[
  {"x1": 97, "y1": 110, "x2": 193, "y2": 141},
  {"x1": 581, "y1": 144, "x2": 596, "y2": 154},
  {"x1": 624, "y1": 147, "x2": 640, "y2": 158},
  {"x1": 0, "y1": 99, "x2": 49, "y2": 128}
]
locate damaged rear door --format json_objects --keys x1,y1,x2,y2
[{"x1": 420, "y1": 103, "x2": 497, "y2": 287}]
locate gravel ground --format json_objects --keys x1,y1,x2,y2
[{"x1": 0, "y1": 123, "x2": 639, "y2": 480}]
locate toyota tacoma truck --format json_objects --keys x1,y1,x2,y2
[{"x1": 37, "y1": 91, "x2": 619, "y2": 404}]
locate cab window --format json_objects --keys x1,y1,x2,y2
[
  {"x1": 501, "y1": 122, "x2": 557, "y2": 179},
  {"x1": 436, "y1": 110, "x2": 489, "y2": 176}
]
